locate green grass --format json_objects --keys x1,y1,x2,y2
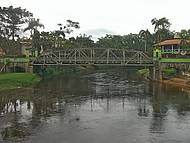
[
  {"x1": 160, "y1": 58, "x2": 190, "y2": 63},
  {"x1": 0, "y1": 73, "x2": 41, "y2": 91}
]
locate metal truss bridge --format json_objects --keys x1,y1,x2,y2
[{"x1": 31, "y1": 48, "x2": 154, "y2": 66}]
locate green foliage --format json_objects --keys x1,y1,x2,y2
[
  {"x1": 151, "y1": 17, "x2": 173, "y2": 42},
  {"x1": 175, "y1": 29, "x2": 190, "y2": 41},
  {"x1": 64, "y1": 34, "x2": 95, "y2": 48},
  {"x1": 0, "y1": 39, "x2": 21, "y2": 55},
  {"x1": 97, "y1": 35, "x2": 126, "y2": 48},
  {"x1": 151, "y1": 17, "x2": 171, "y2": 32},
  {"x1": 163, "y1": 68, "x2": 176, "y2": 76},
  {"x1": 96, "y1": 33, "x2": 153, "y2": 53},
  {"x1": 32, "y1": 29, "x2": 41, "y2": 55},
  {"x1": 56, "y1": 20, "x2": 80, "y2": 37},
  {"x1": 24, "y1": 18, "x2": 44, "y2": 36},
  {"x1": 0, "y1": 73, "x2": 40, "y2": 90},
  {"x1": 137, "y1": 69, "x2": 149, "y2": 77},
  {"x1": 0, "y1": 6, "x2": 33, "y2": 40},
  {"x1": 139, "y1": 29, "x2": 153, "y2": 52}
]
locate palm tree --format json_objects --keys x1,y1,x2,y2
[
  {"x1": 139, "y1": 29, "x2": 152, "y2": 52},
  {"x1": 151, "y1": 17, "x2": 171, "y2": 42},
  {"x1": 24, "y1": 18, "x2": 44, "y2": 36},
  {"x1": 151, "y1": 17, "x2": 171, "y2": 32}
]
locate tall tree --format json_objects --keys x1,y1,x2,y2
[
  {"x1": 32, "y1": 29, "x2": 41, "y2": 55},
  {"x1": 24, "y1": 18, "x2": 44, "y2": 36},
  {"x1": 56, "y1": 20, "x2": 80, "y2": 38},
  {"x1": 151, "y1": 17, "x2": 172, "y2": 42},
  {"x1": 151, "y1": 17, "x2": 171, "y2": 32},
  {"x1": 139, "y1": 29, "x2": 152, "y2": 52},
  {"x1": 0, "y1": 6, "x2": 33, "y2": 40}
]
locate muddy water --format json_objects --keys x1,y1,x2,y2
[{"x1": 0, "y1": 69, "x2": 190, "y2": 143}]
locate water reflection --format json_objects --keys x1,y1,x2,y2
[{"x1": 0, "y1": 70, "x2": 190, "y2": 142}]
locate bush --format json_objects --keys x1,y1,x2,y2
[{"x1": 162, "y1": 68, "x2": 176, "y2": 77}]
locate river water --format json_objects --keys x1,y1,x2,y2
[{"x1": 0, "y1": 69, "x2": 190, "y2": 143}]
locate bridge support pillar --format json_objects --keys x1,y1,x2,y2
[
  {"x1": 149, "y1": 67, "x2": 156, "y2": 81},
  {"x1": 149, "y1": 62, "x2": 162, "y2": 81},
  {"x1": 158, "y1": 62, "x2": 163, "y2": 81}
]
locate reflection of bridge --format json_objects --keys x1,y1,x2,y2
[{"x1": 32, "y1": 48, "x2": 154, "y2": 66}]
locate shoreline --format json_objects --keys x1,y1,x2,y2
[
  {"x1": 159, "y1": 77, "x2": 190, "y2": 90},
  {"x1": 137, "y1": 69, "x2": 190, "y2": 90}
]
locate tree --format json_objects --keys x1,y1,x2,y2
[
  {"x1": 151, "y1": 17, "x2": 171, "y2": 32},
  {"x1": 176, "y1": 29, "x2": 190, "y2": 40},
  {"x1": 151, "y1": 17, "x2": 172, "y2": 42},
  {"x1": 153, "y1": 29, "x2": 174, "y2": 43},
  {"x1": 73, "y1": 34, "x2": 95, "y2": 48},
  {"x1": 32, "y1": 29, "x2": 41, "y2": 55},
  {"x1": 97, "y1": 35, "x2": 126, "y2": 48},
  {"x1": 0, "y1": 6, "x2": 33, "y2": 40},
  {"x1": 139, "y1": 29, "x2": 152, "y2": 52},
  {"x1": 24, "y1": 18, "x2": 44, "y2": 36},
  {"x1": 56, "y1": 20, "x2": 80, "y2": 38}
]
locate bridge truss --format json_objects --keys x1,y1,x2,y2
[{"x1": 31, "y1": 48, "x2": 153, "y2": 66}]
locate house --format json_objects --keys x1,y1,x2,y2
[{"x1": 153, "y1": 39, "x2": 190, "y2": 59}]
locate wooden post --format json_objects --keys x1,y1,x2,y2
[
  {"x1": 158, "y1": 62, "x2": 162, "y2": 80},
  {"x1": 149, "y1": 67, "x2": 156, "y2": 81}
]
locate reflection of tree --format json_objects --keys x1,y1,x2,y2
[
  {"x1": 1, "y1": 73, "x2": 190, "y2": 141},
  {"x1": 149, "y1": 83, "x2": 190, "y2": 134},
  {"x1": 137, "y1": 93, "x2": 149, "y2": 117},
  {"x1": 1, "y1": 118, "x2": 30, "y2": 141},
  {"x1": 150, "y1": 83, "x2": 168, "y2": 133},
  {"x1": 0, "y1": 76, "x2": 91, "y2": 141}
]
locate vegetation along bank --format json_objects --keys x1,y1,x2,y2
[{"x1": 0, "y1": 73, "x2": 40, "y2": 91}]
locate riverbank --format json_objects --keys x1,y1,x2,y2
[
  {"x1": 0, "y1": 73, "x2": 41, "y2": 91},
  {"x1": 161, "y1": 77, "x2": 190, "y2": 89},
  {"x1": 137, "y1": 68, "x2": 190, "y2": 90}
]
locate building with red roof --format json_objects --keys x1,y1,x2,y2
[{"x1": 153, "y1": 39, "x2": 190, "y2": 59}]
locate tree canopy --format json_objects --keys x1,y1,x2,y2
[
  {"x1": 0, "y1": 6, "x2": 33, "y2": 40},
  {"x1": 1, "y1": 6, "x2": 190, "y2": 56}
]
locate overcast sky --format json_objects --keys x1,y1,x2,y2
[{"x1": 1, "y1": 0, "x2": 190, "y2": 39}]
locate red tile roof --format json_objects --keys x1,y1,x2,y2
[{"x1": 155, "y1": 39, "x2": 190, "y2": 46}]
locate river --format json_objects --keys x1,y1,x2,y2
[{"x1": 0, "y1": 68, "x2": 190, "y2": 143}]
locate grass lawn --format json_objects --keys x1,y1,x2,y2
[{"x1": 0, "y1": 73, "x2": 41, "y2": 91}]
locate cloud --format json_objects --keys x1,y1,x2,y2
[{"x1": 83, "y1": 28, "x2": 115, "y2": 41}]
